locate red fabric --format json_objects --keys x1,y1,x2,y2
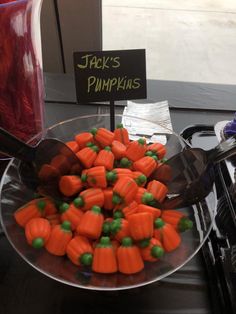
[
  {"x1": 0, "y1": 1, "x2": 15, "y2": 4},
  {"x1": 0, "y1": 0, "x2": 44, "y2": 142}
]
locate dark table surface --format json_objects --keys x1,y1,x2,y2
[{"x1": 0, "y1": 73, "x2": 235, "y2": 314}]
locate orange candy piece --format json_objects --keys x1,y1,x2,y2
[
  {"x1": 76, "y1": 146, "x2": 99, "y2": 169},
  {"x1": 59, "y1": 175, "x2": 83, "y2": 197},
  {"x1": 74, "y1": 188, "x2": 104, "y2": 211},
  {"x1": 14, "y1": 199, "x2": 46, "y2": 228},
  {"x1": 75, "y1": 132, "x2": 94, "y2": 149},
  {"x1": 125, "y1": 138, "x2": 147, "y2": 162},
  {"x1": 77, "y1": 206, "x2": 104, "y2": 239},
  {"x1": 147, "y1": 180, "x2": 168, "y2": 203},
  {"x1": 91, "y1": 128, "x2": 114, "y2": 148},
  {"x1": 128, "y1": 212, "x2": 153, "y2": 241},
  {"x1": 113, "y1": 124, "x2": 130, "y2": 146},
  {"x1": 66, "y1": 235, "x2": 93, "y2": 266},
  {"x1": 94, "y1": 147, "x2": 114, "y2": 171},
  {"x1": 92, "y1": 237, "x2": 118, "y2": 274},
  {"x1": 25, "y1": 218, "x2": 51, "y2": 248},
  {"x1": 113, "y1": 176, "x2": 138, "y2": 205},
  {"x1": 45, "y1": 221, "x2": 72, "y2": 256},
  {"x1": 117, "y1": 237, "x2": 144, "y2": 274},
  {"x1": 83, "y1": 166, "x2": 107, "y2": 189}
]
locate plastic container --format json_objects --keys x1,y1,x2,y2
[{"x1": 0, "y1": 0, "x2": 44, "y2": 145}]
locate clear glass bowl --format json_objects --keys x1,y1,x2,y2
[{"x1": 0, "y1": 114, "x2": 216, "y2": 290}]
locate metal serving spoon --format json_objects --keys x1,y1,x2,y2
[
  {"x1": 0, "y1": 127, "x2": 81, "y2": 200},
  {"x1": 152, "y1": 135, "x2": 236, "y2": 209}
]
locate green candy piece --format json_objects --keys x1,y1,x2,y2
[
  {"x1": 90, "y1": 128, "x2": 98, "y2": 136},
  {"x1": 120, "y1": 157, "x2": 131, "y2": 168},
  {"x1": 151, "y1": 155, "x2": 158, "y2": 161},
  {"x1": 86, "y1": 142, "x2": 94, "y2": 147},
  {"x1": 106, "y1": 171, "x2": 117, "y2": 182},
  {"x1": 154, "y1": 218, "x2": 165, "y2": 229},
  {"x1": 32, "y1": 237, "x2": 44, "y2": 249},
  {"x1": 145, "y1": 151, "x2": 154, "y2": 157},
  {"x1": 112, "y1": 194, "x2": 122, "y2": 205},
  {"x1": 110, "y1": 219, "x2": 122, "y2": 234},
  {"x1": 151, "y1": 246, "x2": 164, "y2": 258},
  {"x1": 91, "y1": 145, "x2": 99, "y2": 153},
  {"x1": 37, "y1": 200, "x2": 46, "y2": 212},
  {"x1": 142, "y1": 192, "x2": 154, "y2": 204},
  {"x1": 138, "y1": 138, "x2": 146, "y2": 145},
  {"x1": 113, "y1": 210, "x2": 124, "y2": 219},
  {"x1": 81, "y1": 173, "x2": 87, "y2": 182},
  {"x1": 139, "y1": 238, "x2": 150, "y2": 248},
  {"x1": 135, "y1": 174, "x2": 147, "y2": 186},
  {"x1": 59, "y1": 202, "x2": 70, "y2": 213},
  {"x1": 80, "y1": 253, "x2": 93, "y2": 266},
  {"x1": 102, "y1": 221, "x2": 111, "y2": 235},
  {"x1": 61, "y1": 220, "x2": 71, "y2": 231},
  {"x1": 178, "y1": 217, "x2": 193, "y2": 232},
  {"x1": 121, "y1": 237, "x2": 133, "y2": 247},
  {"x1": 116, "y1": 123, "x2": 124, "y2": 129},
  {"x1": 97, "y1": 236, "x2": 112, "y2": 248},
  {"x1": 91, "y1": 205, "x2": 101, "y2": 214},
  {"x1": 73, "y1": 197, "x2": 84, "y2": 207}
]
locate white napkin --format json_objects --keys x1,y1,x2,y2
[{"x1": 122, "y1": 100, "x2": 173, "y2": 144}]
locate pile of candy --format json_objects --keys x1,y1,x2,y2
[{"x1": 14, "y1": 124, "x2": 193, "y2": 274}]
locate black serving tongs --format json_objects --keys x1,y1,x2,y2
[
  {"x1": 152, "y1": 135, "x2": 236, "y2": 209},
  {"x1": 0, "y1": 127, "x2": 81, "y2": 200},
  {"x1": 1, "y1": 127, "x2": 236, "y2": 208}
]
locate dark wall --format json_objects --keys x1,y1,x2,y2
[{"x1": 40, "y1": 0, "x2": 102, "y2": 73}]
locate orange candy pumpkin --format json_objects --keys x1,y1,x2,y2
[
  {"x1": 147, "y1": 142, "x2": 167, "y2": 160},
  {"x1": 77, "y1": 206, "x2": 104, "y2": 239},
  {"x1": 133, "y1": 156, "x2": 157, "y2": 177},
  {"x1": 59, "y1": 202, "x2": 84, "y2": 230},
  {"x1": 153, "y1": 218, "x2": 181, "y2": 252},
  {"x1": 74, "y1": 132, "x2": 94, "y2": 149},
  {"x1": 136, "y1": 204, "x2": 161, "y2": 219},
  {"x1": 14, "y1": 199, "x2": 46, "y2": 228},
  {"x1": 112, "y1": 176, "x2": 138, "y2": 205},
  {"x1": 66, "y1": 235, "x2": 93, "y2": 266},
  {"x1": 25, "y1": 218, "x2": 51, "y2": 249},
  {"x1": 161, "y1": 210, "x2": 193, "y2": 232},
  {"x1": 82, "y1": 166, "x2": 107, "y2": 189},
  {"x1": 93, "y1": 146, "x2": 114, "y2": 170},
  {"x1": 66, "y1": 141, "x2": 80, "y2": 153},
  {"x1": 74, "y1": 188, "x2": 104, "y2": 211},
  {"x1": 102, "y1": 188, "x2": 114, "y2": 210},
  {"x1": 91, "y1": 128, "x2": 114, "y2": 148},
  {"x1": 113, "y1": 123, "x2": 129, "y2": 146},
  {"x1": 110, "y1": 218, "x2": 130, "y2": 242},
  {"x1": 111, "y1": 140, "x2": 127, "y2": 159},
  {"x1": 139, "y1": 237, "x2": 164, "y2": 262},
  {"x1": 128, "y1": 212, "x2": 153, "y2": 241},
  {"x1": 76, "y1": 145, "x2": 99, "y2": 169},
  {"x1": 117, "y1": 237, "x2": 144, "y2": 274},
  {"x1": 147, "y1": 180, "x2": 168, "y2": 203},
  {"x1": 59, "y1": 175, "x2": 83, "y2": 197},
  {"x1": 45, "y1": 221, "x2": 72, "y2": 256},
  {"x1": 125, "y1": 138, "x2": 147, "y2": 162},
  {"x1": 92, "y1": 237, "x2": 118, "y2": 274}
]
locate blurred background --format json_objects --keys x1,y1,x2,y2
[{"x1": 41, "y1": 0, "x2": 236, "y2": 84}]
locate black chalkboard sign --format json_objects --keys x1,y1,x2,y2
[{"x1": 73, "y1": 49, "x2": 146, "y2": 103}]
